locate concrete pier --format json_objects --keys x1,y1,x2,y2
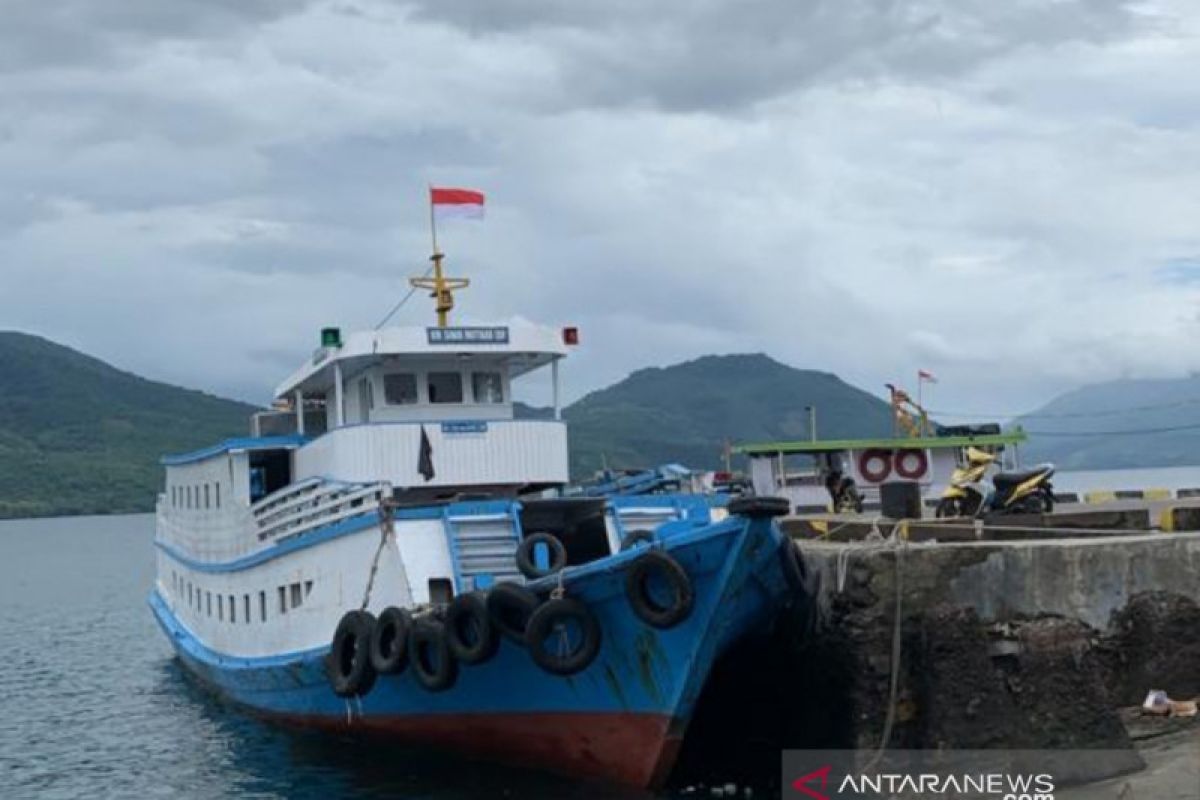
[{"x1": 778, "y1": 529, "x2": 1200, "y2": 774}]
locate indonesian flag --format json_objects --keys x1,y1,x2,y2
[
  {"x1": 431, "y1": 187, "x2": 485, "y2": 220},
  {"x1": 918, "y1": 369, "x2": 938, "y2": 383}
]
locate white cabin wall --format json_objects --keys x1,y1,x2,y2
[{"x1": 293, "y1": 421, "x2": 568, "y2": 487}]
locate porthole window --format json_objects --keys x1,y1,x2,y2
[
  {"x1": 204, "y1": 484, "x2": 211, "y2": 509},
  {"x1": 278, "y1": 586, "x2": 287, "y2": 615},
  {"x1": 215, "y1": 483, "x2": 221, "y2": 508},
  {"x1": 259, "y1": 591, "x2": 267, "y2": 622},
  {"x1": 228, "y1": 594, "x2": 236, "y2": 623},
  {"x1": 289, "y1": 582, "x2": 303, "y2": 609}
]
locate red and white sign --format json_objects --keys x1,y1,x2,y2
[{"x1": 430, "y1": 187, "x2": 485, "y2": 220}]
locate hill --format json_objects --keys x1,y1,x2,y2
[
  {"x1": 0, "y1": 332, "x2": 258, "y2": 519},
  {"x1": 559, "y1": 353, "x2": 894, "y2": 476},
  {"x1": 1017, "y1": 375, "x2": 1200, "y2": 469}
]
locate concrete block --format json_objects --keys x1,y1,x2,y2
[
  {"x1": 1143, "y1": 487, "x2": 1173, "y2": 501},
  {"x1": 1084, "y1": 490, "x2": 1117, "y2": 504}
]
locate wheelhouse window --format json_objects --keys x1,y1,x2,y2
[
  {"x1": 472, "y1": 372, "x2": 504, "y2": 404},
  {"x1": 427, "y1": 372, "x2": 463, "y2": 404},
  {"x1": 383, "y1": 373, "x2": 418, "y2": 405}
]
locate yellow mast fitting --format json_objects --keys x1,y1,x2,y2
[{"x1": 410, "y1": 251, "x2": 469, "y2": 328}]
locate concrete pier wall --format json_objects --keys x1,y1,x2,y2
[
  {"x1": 802, "y1": 532, "x2": 1200, "y2": 630},
  {"x1": 778, "y1": 531, "x2": 1200, "y2": 764}
]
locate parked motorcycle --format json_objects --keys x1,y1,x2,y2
[{"x1": 935, "y1": 447, "x2": 1056, "y2": 517}]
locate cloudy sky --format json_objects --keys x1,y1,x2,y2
[{"x1": 3, "y1": 0, "x2": 1200, "y2": 418}]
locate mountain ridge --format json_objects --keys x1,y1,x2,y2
[
  {"x1": 0, "y1": 331, "x2": 258, "y2": 518},
  {"x1": 1017, "y1": 375, "x2": 1200, "y2": 469}
]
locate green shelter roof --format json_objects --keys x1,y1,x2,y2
[{"x1": 734, "y1": 429, "x2": 1026, "y2": 456}]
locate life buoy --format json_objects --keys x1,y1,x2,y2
[
  {"x1": 625, "y1": 551, "x2": 694, "y2": 629},
  {"x1": 619, "y1": 529, "x2": 655, "y2": 551},
  {"x1": 326, "y1": 610, "x2": 377, "y2": 697},
  {"x1": 409, "y1": 619, "x2": 458, "y2": 692},
  {"x1": 893, "y1": 449, "x2": 929, "y2": 480},
  {"x1": 858, "y1": 449, "x2": 893, "y2": 483},
  {"x1": 369, "y1": 606, "x2": 411, "y2": 675},
  {"x1": 516, "y1": 532, "x2": 568, "y2": 579},
  {"x1": 525, "y1": 597, "x2": 602, "y2": 676},
  {"x1": 445, "y1": 592, "x2": 499, "y2": 665},
  {"x1": 486, "y1": 583, "x2": 540, "y2": 644}
]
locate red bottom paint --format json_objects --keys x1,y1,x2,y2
[{"x1": 284, "y1": 710, "x2": 683, "y2": 788}]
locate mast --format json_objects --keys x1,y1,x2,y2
[{"x1": 410, "y1": 188, "x2": 470, "y2": 327}]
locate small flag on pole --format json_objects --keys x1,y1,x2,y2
[
  {"x1": 430, "y1": 187, "x2": 485, "y2": 221},
  {"x1": 918, "y1": 369, "x2": 938, "y2": 383},
  {"x1": 418, "y1": 425, "x2": 435, "y2": 482}
]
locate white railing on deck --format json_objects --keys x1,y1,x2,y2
[
  {"x1": 252, "y1": 479, "x2": 391, "y2": 543},
  {"x1": 155, "y1": 478, "x2": 390, "y2": 566}
]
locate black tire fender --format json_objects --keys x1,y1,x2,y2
[
  {"x1": 727, "y1": 496, "x2": 790, "y2": 518},
  {"x1": 445, "y1": 592, "x2": 500, "y2": 665},
  {"x1": 369, "y1": 606, "x2": 411, "y2": 675},
  {"x1": 326, "y1": 610, "x2": 378, "y2": 697},
  {"x1": 525, "y1": 597, "x2": 602, "y2": 676},
  {"x1": 624, "y1": 551, "x2": 694, "y2": 629},
  {"x1": 486, "y1": 582, "x2": 540, "y2": 644},
  {"x1": 409, "y1": 618, "x2": 458, "y2": 692},
  {"x1": 516, "y1": 532, "x2": 568, "y2": 579}
]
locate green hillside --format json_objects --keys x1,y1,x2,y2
[
  {"x1": 0, "y1": 332, "x2": 258, "y2": 519},
  {"x1": 1017, "y1": 375, "x2": 1200, "y2": 469},
  {"x1": 560, "y1": 353, "x2": 894, "y2": 476}
]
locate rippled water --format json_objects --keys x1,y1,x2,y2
[{"x1": 0, "y1": 515, "x2": 662, "y2": 800}]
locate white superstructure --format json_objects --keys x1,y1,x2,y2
[{"x1": 152, "y1": 319, "x2": 701, "y2": 661}]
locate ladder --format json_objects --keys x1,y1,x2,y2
[{"x1": 443, "y1": 505, "x2": 524, "y2": 592}]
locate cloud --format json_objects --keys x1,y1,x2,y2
[{"x1": 1, "y1": 0, "x2": 1199, "y2": 422}]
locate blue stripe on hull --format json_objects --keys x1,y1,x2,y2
[{"x1": 150, "y1": 515, "x2": 789, "y2": 779}]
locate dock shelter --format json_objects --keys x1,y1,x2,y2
[{"x1": 734, "y1": 431, "x2": 1027, "y2": 513}]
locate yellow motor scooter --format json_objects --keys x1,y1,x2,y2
[{"x1": 936, "y1": 448, "x2": 1056, "y2": 518}]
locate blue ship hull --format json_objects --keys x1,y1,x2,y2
[{"x1": 150, "y1": 510, "x2": 791, "y2": 787}]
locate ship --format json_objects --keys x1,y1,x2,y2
[{"x1": 148, "y1": 190, "x2": 799, "y2": 788}]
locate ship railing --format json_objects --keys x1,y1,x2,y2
[
  {"x1": 154, "y1": 504, "x2": 259, "y2": 562},
  {"x1": 253, "y1": 480, "x2": 389, "y2": 543},
  {"x1": 249, "y1": 476, "x2": 324, "y2": 520}
]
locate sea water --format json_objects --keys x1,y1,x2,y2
[{"x1": 0, "y1": 515, "x2": 649, "y2": 800}]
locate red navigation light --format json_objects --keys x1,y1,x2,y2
[{"x1": 562, "y1": 326, "x2": 579, "y2": 345}]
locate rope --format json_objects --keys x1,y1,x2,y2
[
  {"x1": 864, "y1": 535, "x2": 905, "y2": 773},
  {"x1": 825, "y1": 525, "x2": 906, "y2": 771},
  {"x1": 374, "y1": 265, "x2": 433, "y2": 329},
  {"x1": 360, "y1": 498, "x2": 395, "y2": 611}
]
